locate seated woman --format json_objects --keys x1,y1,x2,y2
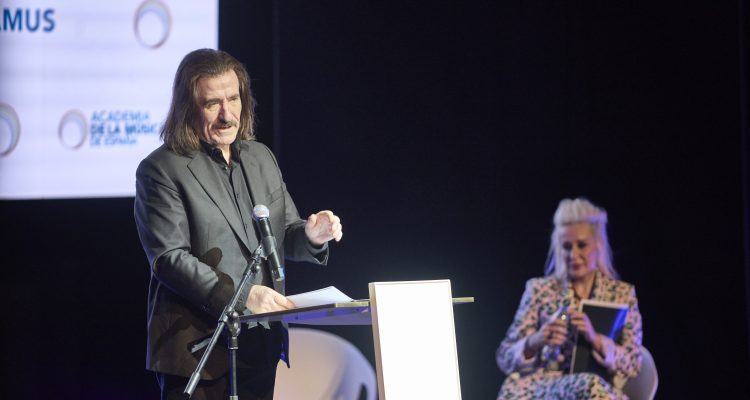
[{"x1": 496, "y1": 198, "x2": 643, "y2": 399}]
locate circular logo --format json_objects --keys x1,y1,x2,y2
[
  {"x1": 0, "y1": 103, "x2": 21, "y2": 157},
  {"x1": 134, "y1": 0, "x2": 172, "y2": 49},
  {"x1": 58, "y1": 110, "x2": 88, "y2": 150}
]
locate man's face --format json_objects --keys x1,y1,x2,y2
[{"x1": 196, "y1": 70, "x2": 242, "y2": 153}]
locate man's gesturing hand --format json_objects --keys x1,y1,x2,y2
[{"x1": 305, "y1": 210, "x2": 343, "y2": 246}]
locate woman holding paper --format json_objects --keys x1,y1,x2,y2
[{"x1": 496, "y1": 198, "x2": 643, "y2": 399}]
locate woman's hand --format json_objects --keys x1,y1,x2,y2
[
  {"x1": 569, "y1": 310, "x2": 603, "y2": 353},
  {"x1": 524, "y1": 317, "x2": 569, "y2": 358}
]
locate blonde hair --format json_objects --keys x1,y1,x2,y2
[{"x1": 544, "y1": 198, "x2": 619, "y2": 280}]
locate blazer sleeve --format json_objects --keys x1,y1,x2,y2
[
  {"x1": 496, "y1": 279, "x2": 543, "y2": 375},
  {"x1": 134, "y1": 155, "x2": 241, "y2": 318},
  {"x1": 281, "y1": 191, "x2": 329, "y2": 265},
  {"x1": 607, "y1": 285, "x2": 643, "y2": 379}
]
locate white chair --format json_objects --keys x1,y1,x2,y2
[
  {"x1": 274, "y1": 328, "x2": 377, "y2": 400},
  {"x1": 622, "y1": 346, "x2": 658, "y2": 400}
]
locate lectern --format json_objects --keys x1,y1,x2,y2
[{"x1": 240, "y1": 279, "x2": 472, "y2": 400}]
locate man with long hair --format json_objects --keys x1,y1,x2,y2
[{"x1": 135, "y1": 49, "x2": 342, "y2": 400}]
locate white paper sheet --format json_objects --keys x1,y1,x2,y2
[{"x1": 287, "y1": 286, "x2": 354, "y2": 308}]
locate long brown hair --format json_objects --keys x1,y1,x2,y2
[{"x1": 160, "y1": 49, "x2": 256, "y2": 155}]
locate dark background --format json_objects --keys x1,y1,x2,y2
[{"x1": 2, "y1": 1, "x2": 750, "y2": 399}]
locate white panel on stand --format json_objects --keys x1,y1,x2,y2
[{"x1": 368, "y1": 280, "x2": 462, "y2": 400}]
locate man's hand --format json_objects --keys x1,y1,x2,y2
[
  {"x1": 246, "y1": 285, "x2": 296, "y2": 314},
  {"x1": 305, "y1": 210, "x2": 343, "y2": 246}
]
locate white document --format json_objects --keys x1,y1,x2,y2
[{"x1": 287, "y1": 286, "x2": 354, "y2": 308}]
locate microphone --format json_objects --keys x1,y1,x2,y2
[
  {"x1": 252, "y1": 204, "x2": 285, "y2": 282},
  {"x1": 542, "y1": 304, "x2": 569, "y2": 372}
]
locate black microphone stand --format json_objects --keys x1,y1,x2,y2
[{"x1": 184, "y1": 244, "x2": 269, "y2": 399}]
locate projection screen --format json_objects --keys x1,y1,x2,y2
[{"x1": 0, "y1": 0, "x2": 218, "y2": 199}]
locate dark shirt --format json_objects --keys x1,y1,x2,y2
[{"x1": 199, "y1": 140, "x2": 272, "y2": 322}]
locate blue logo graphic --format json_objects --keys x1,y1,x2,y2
[
  {"x1": 134, "y1": 0, "x2": 171, "y2": 49},
  {"x1": 58, "y1": 110, "x2": 88, "y2": 150},
  {"x1": 0, "y1": 103, "x2": 20, "y2": 157}
]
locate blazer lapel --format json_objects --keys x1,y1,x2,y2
[
  {"x1": 592, "y1": 271, "x2": 616, "y2": 302},
  {"x1": 187, "y1": 152, "x2": 254, "y2": 253},
  {"x1": 238, "y1": 145, "x2": 286, "y2": 294},
  {"x1": 238, "y1": 147, "x2": 261, "y2": 209}
]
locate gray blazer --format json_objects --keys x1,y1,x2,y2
[{"x1": 134, "y1": 140, "x2": 327, "y2": 378}]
